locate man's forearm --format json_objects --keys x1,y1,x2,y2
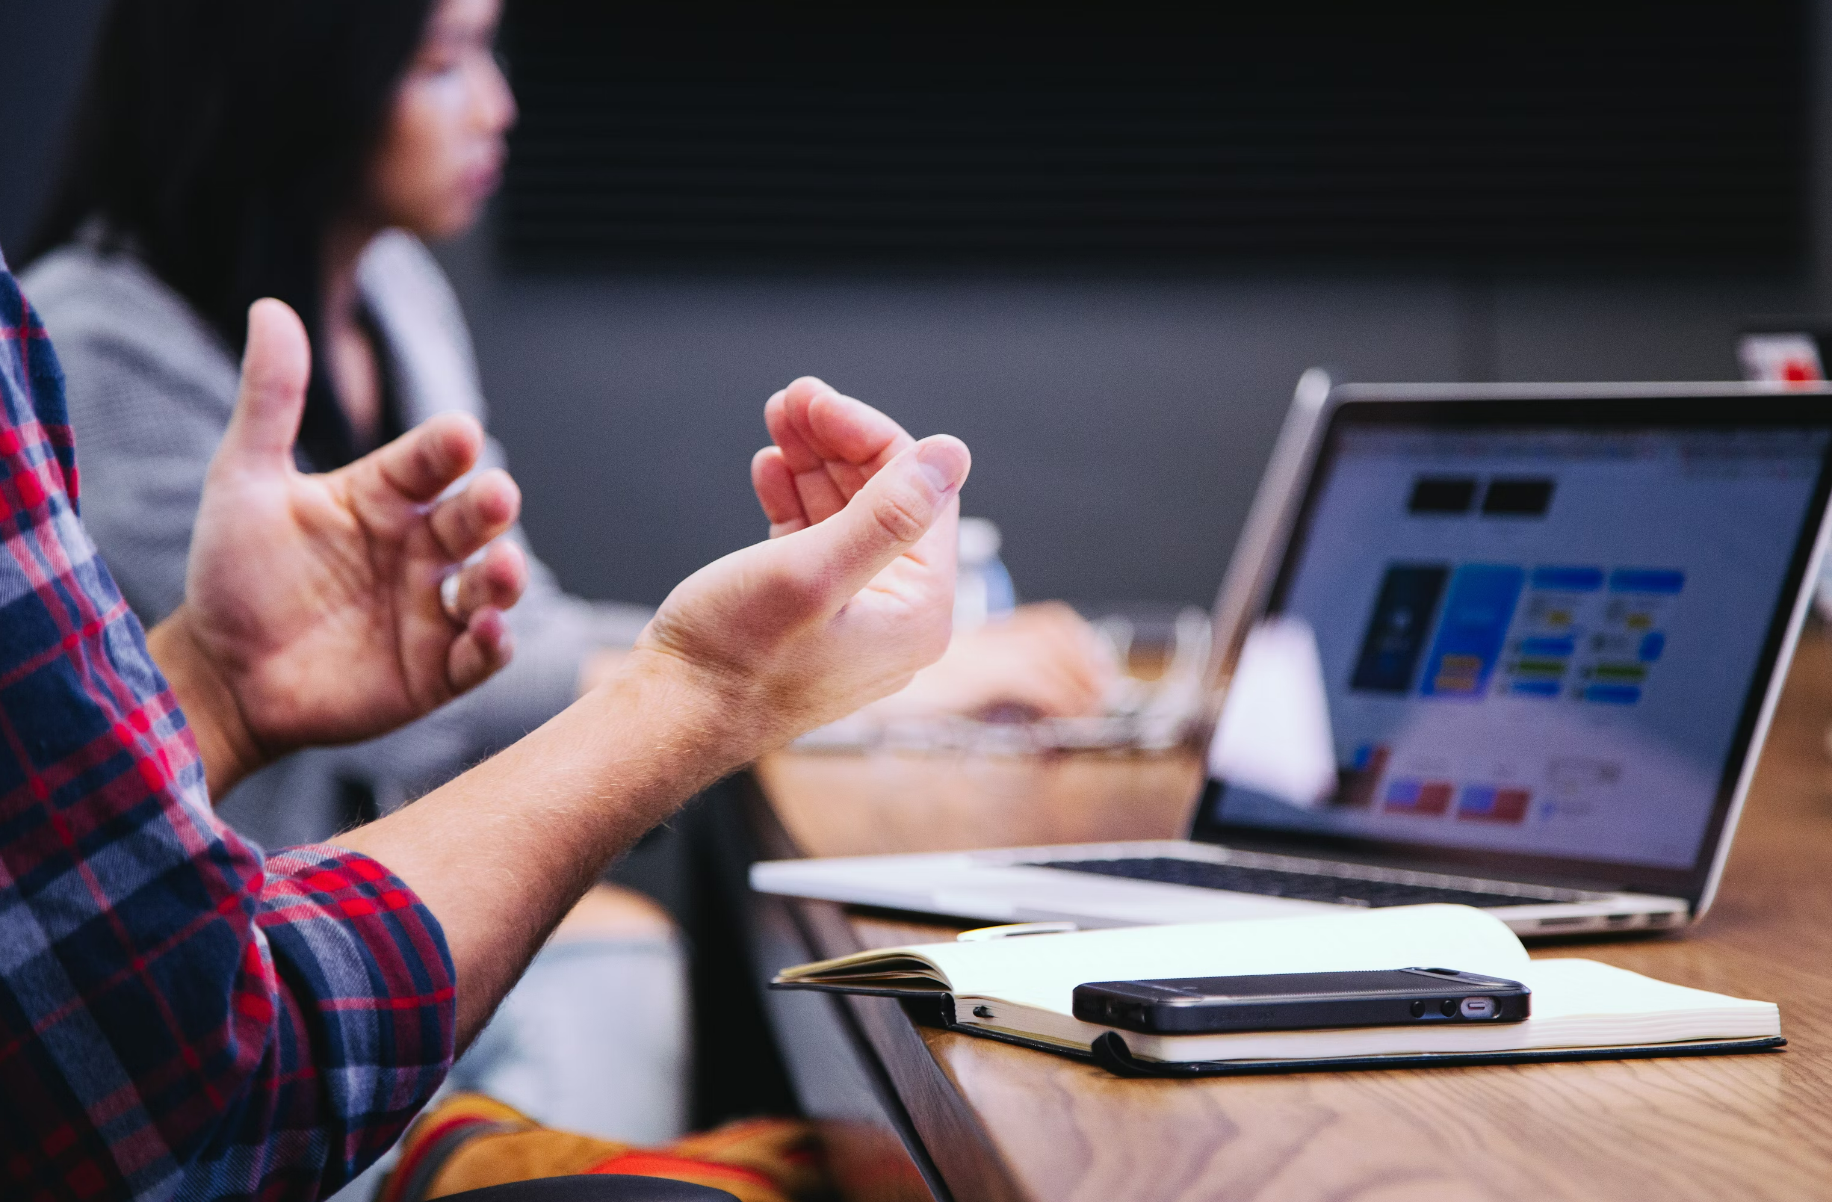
[{"x1": 335, "y1": 648, "x2": 740, "y2": 1043}]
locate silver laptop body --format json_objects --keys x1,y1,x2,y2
[{"x1": 754, "y1": 377, "x2": 1832, "y2": 938}]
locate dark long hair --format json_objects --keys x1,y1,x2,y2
[{"x1": 26, "y1": 0, "x2": 437, "y2": 466}]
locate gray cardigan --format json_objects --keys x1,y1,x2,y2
[{"x1": 22, "y1": 230, "x2": 651, "y2": 847}]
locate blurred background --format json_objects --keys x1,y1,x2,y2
[{"x1": 3, "y1": 1, "x2": 1828, "y2": 611}]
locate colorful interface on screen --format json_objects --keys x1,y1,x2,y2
[{"x1": 1210, "y1": 424, "x2": 1830, "y2": 870}]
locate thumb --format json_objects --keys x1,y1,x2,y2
[
  {"x1": 219, "y1": 299, "x2": 311, "y2": 472},
  {"x1": 782, "y1": 434, "x2": 971, "y2": 605}
]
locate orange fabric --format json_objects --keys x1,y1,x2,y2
[
  {"x1": 661, "y1": 1118, "x2": 825, "y2": 1199},
  {"x1": 588, "y1": 1151, "x2": 776, "y2": 1189},
  {"x1": 380, "y1": 1112, "x2": 509, "y2": 1202},
  {"x1": 384, "y1": 1093, "x2": 828, "y2": 1202}
]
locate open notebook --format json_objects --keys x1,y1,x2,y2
[{"x1": 773, "y1": 906, "x2": 1782, "y2": 1077}]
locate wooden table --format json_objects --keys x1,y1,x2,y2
[{"x1": 740, "y1": 629, "x2": 1832, "y2": 1202}]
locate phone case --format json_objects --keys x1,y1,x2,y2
[{"x1": 1072, "y1": 968, "x2": 1530, "y2": 1034}]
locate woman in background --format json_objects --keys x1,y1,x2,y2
[{"x1": 22, "y1": 0, "x2": 1110, "y2": 1167}]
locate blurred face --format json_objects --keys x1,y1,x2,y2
[{"x1": 365, "y1": 0, "x2": 517, "y2": 240}]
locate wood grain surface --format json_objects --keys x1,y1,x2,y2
[
  {"x1": 756, "y1": 748, "x2": 1202, "y2": 859},
  {"x1": 755, "y1": 628, "x2": 1832, "y2": 1202}
]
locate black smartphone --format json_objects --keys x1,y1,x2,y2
[{"x1": 1072, "y1": 967, "x2": 1530, "y2": 1035}]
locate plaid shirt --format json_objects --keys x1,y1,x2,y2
[{"x1": 0, "y1": 258, "x2": 455, "y2": 1200}]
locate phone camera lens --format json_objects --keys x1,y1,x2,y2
[{"x1": 1439, "y1": 999, "x2": 1458, "y2": 1017}]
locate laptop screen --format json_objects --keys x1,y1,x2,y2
[{"x1": 1196, "y1": 398, "x2": 1832, "y2": 896}]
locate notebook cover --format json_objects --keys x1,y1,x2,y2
[
  {"x1": 1072, "y1": 1029, "x2": 1788, "y2": 1078},
  {"x1": 782, "y1": 983, "x2": 1787, "y2": 1078},
  {"x1": 772, "y1": 981, "x2": 945, "y2": 1001},
  {"x1": 920, "y1": 1003, "x2": 1785, "y2": 1077}
]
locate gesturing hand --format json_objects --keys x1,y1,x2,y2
[
  {"x1": 632, "y1": 378, "x2": 969, "y2": 760},
  {"x1": 755, "y1": 379, "x2": 1114, "y2": 722},
  {"x1": 750, "y1": 376, "x2": 917, "y2": 536},
  {"x1": 149, "y1": 300, "x2": 528, "y2": 795}
]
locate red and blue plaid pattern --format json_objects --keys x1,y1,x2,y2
[{"x1": 0, "y1": 258, "x2": 455, "y2": 1200}]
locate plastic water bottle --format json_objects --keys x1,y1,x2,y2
[{"x1": 955, "y1": 517, "x2": 1016, "y2": 631}]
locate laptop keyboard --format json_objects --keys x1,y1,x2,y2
[{"x1": 1033, "y1": 856, "x2": 1588, "y2": 909}]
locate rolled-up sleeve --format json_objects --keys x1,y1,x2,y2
[{"x1": 209, "y1": 847, "x2": 456, "y2": 1200}]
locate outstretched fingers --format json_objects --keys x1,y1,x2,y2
[
  {"x1": 217, "y1": 299, "x2": 312, "y2": 474},
  {"x1": 444, "y1": 539, "x2": 528, "y2": 621},
  {"x1": 367, "y1": 413, "x2": 488, "y2": 505},
  {"x1": 427, "y1": 468, "x2": 521, "y2": 562},
  {"x1": 446, "y1": 605, "x2": 515, "y2": 694}
]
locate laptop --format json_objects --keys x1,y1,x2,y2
[{"x1": 752, "y1": 376, "x2": 1832, "y2": 937}]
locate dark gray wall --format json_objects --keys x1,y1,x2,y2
[
  {"x1": 1, "y1": 1, "x2": 1822, "y2": 610},
  {"x1": 445, "y1": 240, "x2": 1809, "y2": 609}
]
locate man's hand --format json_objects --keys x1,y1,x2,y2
[
  {"x1": 148, "y1": 299, "x2": 529, "y2": 795},
  {"x1": 753, "y1": 378, "x2": 1114, "y2": 722},
  {"x1": 341, "y1": 378, "x2": 967, "y2": 1039},
  {"x1": 629, "y1": 378, "x2": 970, "y2": 761}
]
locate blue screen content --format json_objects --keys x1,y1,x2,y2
[{"x1": 1210, "y1": 425, "x2": 1830, "y2": 870}]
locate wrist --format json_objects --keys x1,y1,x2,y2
[
  {"x1": 146, "y1": 607, "x2": 265, "y2": 797},
  {"x1": 598, "y1": 646, "x2": 761, "y2": 775}
]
